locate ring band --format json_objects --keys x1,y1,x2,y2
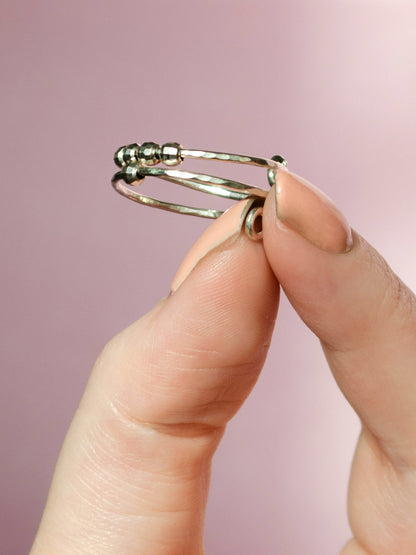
[{"x1": 111, "y1": 142, "x2": 287, "y2": 239}]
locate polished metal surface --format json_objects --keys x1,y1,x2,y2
[
  {"x1": 244, "y1": 200, "x2": 265, "y2": 241},
  {"x1": 111, "y1": 142, "x2": 287, "y2": 239}
]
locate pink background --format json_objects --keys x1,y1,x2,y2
[{"x1": 2, "y1": 1, "x2": 416, "y2": 553}]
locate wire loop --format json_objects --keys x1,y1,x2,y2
[{"x1": 111, "y1": 142, "x2": 287, "y2": 239}]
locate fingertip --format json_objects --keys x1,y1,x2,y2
[
  {"x1": 164, "y1": 221, "x2": 280, "y2": 366},
  {"x1": 265, "y1": 167, "x2": 353, "y2": 255},
  {"x1": 262, "y1": 182, "x2": 364, "y2": 346},
  {"x1": 170, "y1": 199, "x2": 256, "y2": 293}
]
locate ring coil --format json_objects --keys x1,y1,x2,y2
[{"x1": 111, "y1": 142, "x2": 287, "y2": 240}]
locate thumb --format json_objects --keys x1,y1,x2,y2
[
  {"x1": 263, "y1": 166, "x2": 416, "y2": 467},
  {"x1": 32, "y1": 199, "x2": 279, "y2": 554}
]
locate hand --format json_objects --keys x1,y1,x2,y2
[
  {"x1": 31, "y1": 167, "x2": 416, "y2": 554},
  {"x1": 264, "y1": 169, "x2": 416, "y2": 554}
]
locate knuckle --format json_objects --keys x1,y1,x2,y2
[
  {"x1": 379, "y1": 266, "x2": 416, "y2": 326},
  {"x1": 362, "y1": 243, "x2": 416, "y2": 329}
]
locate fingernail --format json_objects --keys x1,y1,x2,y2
[
  {"x1": 170, "y1": 199, "x2": 253, "y2": 293},
  {"x1": 275, "y1": 167, "x2": 353, "y2": 254}
]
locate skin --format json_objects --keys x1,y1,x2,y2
[{"x1": 31, "y1": 170, "x2": 416, "y2": 554}]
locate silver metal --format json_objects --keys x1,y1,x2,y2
[
  {"x1": 111, "y1": 142, "x2": 287, "y2": 240},
  {"x1": 138, "y1": 142, "x2": 161, "y2": 166},
  {"x1": 244, "y1": 202, "x2": 264, "y2": 241},
  {"x1": 160, "y1": 142, "x2": 182, "y2": 166}
]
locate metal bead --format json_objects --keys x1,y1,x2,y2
[
  {"x1": 123, "y1": 143, "x2": 140, "y2": 165},
  {"x1": 121, "y1": 165, "x2": 145, "y2": 185},
  {"x1": 244, "y1": 205, "x2": 264, "y2": 240},
  {"x1": 267, "y1": 154, "x2": 287, "y2": 187},
  {"x1": 161, "y1": 142, "x2": 183, "y2": 166},
  {"x1": 138, "y1": 142, "x2": 161, "y2": 166},
  {"x1": 114, "y1": 144, "x2": 140, "y2": 167},
  {"x1": 114, "y1": 145, "x2": 127, "y2": 168},
  {"x1": 271, "y1": 154, "x2": 287, "y2": 166}
]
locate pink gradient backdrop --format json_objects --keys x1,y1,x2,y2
[{"x1": 1, "y1": 1, "x2": 416, "y2": 553}]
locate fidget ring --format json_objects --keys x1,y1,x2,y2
[{"x1": 111, "y1": 142, "x2": 287, "y2": 240}]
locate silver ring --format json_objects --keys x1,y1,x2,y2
[{"x1": 111, "y1": 142, "x2": 287, "y2": 240}]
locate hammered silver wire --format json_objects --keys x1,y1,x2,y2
[{"x1": 111, "y1": 142, "x2": 287, "y2": 239}]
